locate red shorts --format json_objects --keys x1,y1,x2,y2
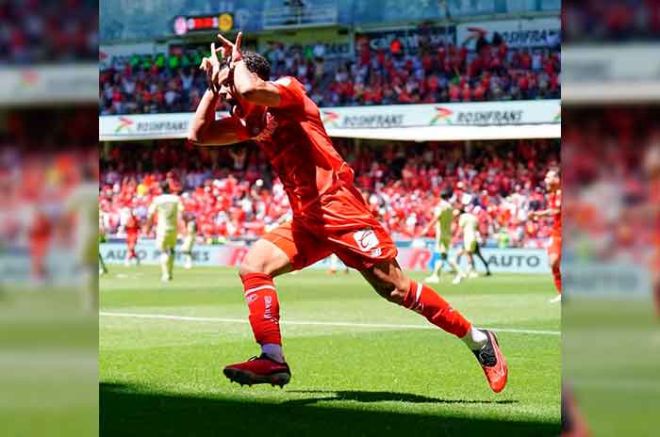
[
  {"x1": 548, "y1": 233, "x2": 561, "y2": 260},
  {"x1": 126, "y1": 234, "x2": 138, "y2": 249},
  {"x1": 263, "y1": 220, "x2": 397, "y2": 271}
]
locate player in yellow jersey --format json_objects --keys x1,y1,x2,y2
[
  {"x1": 456, "y1": 205, "x2": 480, "y2": 283},
  {"x1": 419, "y1": 188, "x2": 464, "y2": 284},
  {"x1": 147, "y1": 181, "x2": 184, "y2": 282}
]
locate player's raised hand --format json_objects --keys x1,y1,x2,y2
[
  {"x1": 199, "y1": 42, "x2": 224, "y2": 92},
  {"x1": 217, "y1": 32, "x2": 243, "y2": 64}
]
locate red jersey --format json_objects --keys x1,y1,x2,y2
[
  {"x1": 126, "y1": 215, "x2": 140, "y2": 237},
  {"x1": 548, "y1": 189, "x2": 561, "y2": 234},
  {"x1": 251, "y1": 77, "x2": 373, "y2": 232}
]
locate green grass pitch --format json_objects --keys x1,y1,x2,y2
[{"x1": 100, "y1": 266, "x2": 560, "y2": 436}]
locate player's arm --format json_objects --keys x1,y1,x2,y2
[
  {"x1": 232, "y1": 59, "x2": 282, "y2": 107},
  {"x1": 146, "y1": 203, "x2": 156, "y2": 235},
  {"x1": 187, "y1": 84, "x2": 251, "y2": 146},
  {"x1": 418, "y1": 213, "x2": 440, "y2": 238},
  {"x1": 177, "y1": 200, "x2": 185, "y2": 234},
  {"x1": 529, "y1": 208, "x2": 559, "y2": 219},
  {"x1": 188, "y1": 43, "x2": 251, "y2": 146}
]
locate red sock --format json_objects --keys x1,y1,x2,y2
[
  {"x1": 241, "y1": 273, "x2": 281, "y2": 345},
  {"x1": 552, "y1": 265, "x2": 562, "y2": 294},
  {"x1": 402, "y1": 280, "x2": 471, "y2": 338}
]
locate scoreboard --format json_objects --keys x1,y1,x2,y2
[{"x1": 173, "y1": 13, "x2": 234, "y2": 36}]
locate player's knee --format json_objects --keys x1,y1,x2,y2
[
  {"x1": 549, "y1": 255, "x2": 560, "y2": 269},
  {"x1": 378, "y1": 278, "x2": 410, "y2": 304},
  {"x1": 238, "y1": 258, "x2": 269, "y2": 277}
]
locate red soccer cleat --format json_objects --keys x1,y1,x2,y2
[
  {"x1": 223, "y1": 354, "x2": 291, "y2": 388},
  {"x1": 472, "y1": 329, "x2": 508, "y2": 393}
]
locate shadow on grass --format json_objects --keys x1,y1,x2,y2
[
  {"x1": 100, "y1": 383, "x2": 557, "y2": 436},
  {"x1": 284, "y1": 389, "x2": 519, "y2": 406}
]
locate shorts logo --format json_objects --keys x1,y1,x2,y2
[{"x1": 354, "y1": 229, "x2": 380, "y2": 253}]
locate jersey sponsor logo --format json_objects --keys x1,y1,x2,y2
[{"x1": 354, "y1": 229, "x2": 380, "y2": 253}]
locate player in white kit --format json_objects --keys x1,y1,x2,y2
[
  {"x1": 147, "y1": 182, "x2": 184, "y2": 282},
  {"x1": 456, "y1": 206, "x2": 480, "y2": 283}
]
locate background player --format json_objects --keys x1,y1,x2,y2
[
  {"x1": 124, "y1": 209, "x2": 141, "y2": 266},
  {"x1": 64, "y1": 163, "x2": 100, "y2": 311},
  {"x1": 529, "y1": 167, "x2": 561, "y2": 303},
  {"x1": 99, "y1": 209, "x2": 108, "y2": 275},
  {"x1": 456, "y1": 207, "x2": 492, "y2": 277},
  {"x1": 147, "y1": 181, "x2": 184, "y2": 282},
  {"x1": 327, "y1": 253, "x2": 349, "y2": 275},
  {"x1": 419, "y1": 188, "x2": 463, "y2": 284},
  {"x1": 181, "y1": 215, "x2": 197, "y2": 270},
  {"x1": 188, "y1": 33, "x2": 507, "y2": 392},
  {"x1": 455, "y1": 205, "x2": 480, "y2": 283}
]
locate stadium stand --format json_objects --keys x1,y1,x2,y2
[
  {"x1": 99, "y1": 138, "x2": 559, "y2": 247},
  {"x1": 99, "y1": 34, "x2": 560, "y2": 115},
  {"x1": 0, "y1": 0, "x2": 97, "y2": 63},
  {"x1": 563, "y1": 0, "x2": 660, "y2": 42}
]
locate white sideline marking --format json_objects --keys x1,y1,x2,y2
[{"x1": 100, "y1": 311, "x2": 560, "y2": 336}]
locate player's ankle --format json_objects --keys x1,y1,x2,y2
[
  {"x1": 461, "y1": 327, "x2": 488, "y2": 351},
  {"x1": 261, "y1": 343, "x2": 285, "y2": 363}
]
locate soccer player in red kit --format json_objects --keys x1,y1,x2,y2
[
  {"x1": 124, "y1": 210, "x2": 140, "y2": 266},
  {"x1": 189, "y1": 33, "x2": 507, "y2": 392},
  {"x1": 530, "y1": 168, "x2": 562, "y2": 303}
]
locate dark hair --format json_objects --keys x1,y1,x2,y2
[
  {"x1": 241, "y1": 51, "x2": 271, "y2": 81},
  {"x1": 440, "y1": 187, "x2": 453, "y2": 200},
  {"x1": 161, "y1": 180, "x2": 170, "y2": 194}
]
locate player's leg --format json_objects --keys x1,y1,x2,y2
[
  {"x1": 550, "y1": 251, "x2": 561, "y2": 293},
  {"x1": 464, "y1": 239, "x2": 478, "y2": 278},
  {"x1": 425, "y1": 251, "x2": 442, "y2": 283},
  {"x1": 328, "y1": 253, "x2": 339, "y2": 275},
  {"x1": 467, "y1": 253, "x2": 478, "y2": 278},
  {"x1": 452, "y1": 248, "x2": 467, "y2": 284},
  {"x1": 125, "y1": 239, "x2": 135, "y2": 266},
  {"x1": 181, "y1": 237, "x2": 193, "y2": 269},
  {"x1": 548, "y1": 235, "x2": 562, "y2": 302},
  {"x1": 99, "y1": 253, "x2": 108, "y2": 275},
  {"x1": 224, "y1": 222, "x2": 330, "y2": 387},
  {"x1": 474, "y1": 244, "x2": 491, "y2": 276},
  {"x1": 157, "y1": 233, "x2": 174, "y2": 281},
  {"x1": 359, "y1": 258, "x2": 508, "y2": 393}
]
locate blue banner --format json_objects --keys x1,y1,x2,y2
[{"x1": 100, "y1": 240, "x2": 550, "y2": 274}]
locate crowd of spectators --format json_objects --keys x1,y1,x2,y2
[
  {"x1": 563, "y1": 0, "x2": 660, "y2": 42},
  {"x1": 1, "y1": 109, "x2": 97, "y2": 282},
  {"x1": 0, "y1": 0, "x2": 97, "y2": 64},
  {"x1": 99, "y1": 30, "x2": 561, "y2": 115},
  {"x1": 99, "y1": 138, "x2": 560, "y2": 248},
  {"x1": 562, "y1": 106, "x2": 660, "y2": 264}
]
